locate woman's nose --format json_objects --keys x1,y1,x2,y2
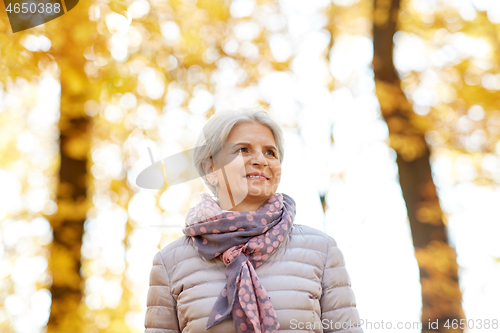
[{"x1": 250, "y1": 151, "x2": 268, "y2": 165}]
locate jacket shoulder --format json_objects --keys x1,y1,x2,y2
[
  {"x1": 160, "y1": 235, "x2": 192, "y2": 254},
  {"x1": 157, "y1": 235, "x2": 199, "y2": 272},
  {"x1": 287, "y1": 224, "x2": 352, "y2": 287},
  {"x1": 288, "y1": 224, "x2": 337, "y2": 253},
  {"x1": 290, "y1": 224, "x2": 330, "y2": 238}
]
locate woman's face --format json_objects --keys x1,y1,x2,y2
[{"x1": 210, "y1": 122, "x2": 282, "y2": 211}]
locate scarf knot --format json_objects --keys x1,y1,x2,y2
[
  {"x1": 222, "y1": 244, "x2": 247, "y2": 265},
  {"x1": 183, "y1": 192, "x2": 297, "y2": 333}
]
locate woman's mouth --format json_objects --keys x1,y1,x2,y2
[{"x1": 243, "y1": 175, "x2": 268, "y2": 181}]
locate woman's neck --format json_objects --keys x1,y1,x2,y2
[{"x1": 218, "y1": 197, "x2": 268, "y2": 212}]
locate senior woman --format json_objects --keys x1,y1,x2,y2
[{"x1": 144, "y1": 107, "x2": 363, "y2": 333}]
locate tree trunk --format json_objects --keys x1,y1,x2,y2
[
  {"x1": 372, "y1": 0, "x2": 465, "y2": 332},
  {"x1": 47, "y1": 2, "x2": 95, "y2": 331}
]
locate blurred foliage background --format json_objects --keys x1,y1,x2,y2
[{"x1": 0, "y1": 0, "x2": 499, "y2": 332}]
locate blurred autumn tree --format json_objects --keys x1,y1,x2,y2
[
  {"x1": 372, "y1": 0, "x2": 465, "y2": 331},
  {"x1": 1, "y1": 0, "x2": 103, "y2": 331},
  {"x1": 371, "y1": 0, "x2": 500, "y2": 331},
  {"x1": 45, "y1": 0, "x2": 97, "y2": 331}
]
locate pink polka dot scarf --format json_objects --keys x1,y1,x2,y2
[{"x1": 183, "y1": 192, "x2": 297, "y2": 333}]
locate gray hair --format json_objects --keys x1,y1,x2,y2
[{"x1": 192, "y1": 106, "x2": 285, "y2": 198}]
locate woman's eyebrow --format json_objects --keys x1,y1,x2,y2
[{"x1": 235, "y1": 141, "x2": 277, "y2": 151}]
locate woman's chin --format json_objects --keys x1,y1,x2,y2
[{"x1": 246, "y1": 189, "x2": 274, "y2": 198}]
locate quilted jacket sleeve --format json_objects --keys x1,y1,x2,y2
[
  {"x1": 320, "y1": 236, "x2": 364, "y2": 333},
  {"x1": 144, "y1": 251, "x2": 181, "y2": 333}
]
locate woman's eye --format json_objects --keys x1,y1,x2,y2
[{"x1": 236, "y1": 148, "x2": 276, "y2": 157}]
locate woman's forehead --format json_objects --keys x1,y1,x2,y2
[{"x1": 226, "y1": 123, "x2": 275, "y2": 142}]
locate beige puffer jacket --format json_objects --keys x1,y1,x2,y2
[{"x1": 145, "y1": 224, "x2": 364, "y2": 333}]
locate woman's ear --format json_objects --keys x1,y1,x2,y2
[{"x1": 202, "y1": 158, "x2": 217, "y2": 185}]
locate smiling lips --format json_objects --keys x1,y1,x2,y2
[{"x1": 244, "y1": 172, "x2": 269, "y2": 181}]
